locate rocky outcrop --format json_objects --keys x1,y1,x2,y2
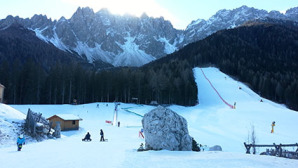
[
  {"x1": 0, "y1": 7, "x2": 181, "y2": 67},
  {"x1": 183, "y1": 6, "x2": 298, "y2": 47},
  {"x1": 142, "y1": 106, "x2": 192, "y2": 151}
]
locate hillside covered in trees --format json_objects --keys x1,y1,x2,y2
[
  {"x1": 155, "y1": 19, "x2": 298, "y2": 110},
  {"x1": 0, "y1": 19, "x2": 297, "y2": 110},
  {"x1": 0, "y1": 23, "x2": 112, "y2": 72},
  {"x1": 0, "y1": 60, "x2": 197, "y2": 105}
]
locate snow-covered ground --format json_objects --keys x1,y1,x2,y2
[{"x1": 1, "y1": 67, "x2": 298, "y2": 168}]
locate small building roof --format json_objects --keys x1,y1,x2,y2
[{"x1": 47, "y1": 114, "x2": 82, "y2": 121}]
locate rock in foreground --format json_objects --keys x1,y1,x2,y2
[{"x1": 142, "y1": 106, "x2": 192, "y2": 151}]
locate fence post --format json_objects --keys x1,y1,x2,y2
[
  {"x1": 279, "y1": 144, "x2": 283, "y2": 157},
  {"x1": 244, "y1": 142, "x2": 251, "y2": 154}
]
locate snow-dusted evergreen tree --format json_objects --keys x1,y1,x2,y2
[
  {"x1": 251, "y1": 125, "x2": 257, "y2": 154},
  {"x1": 247, "y1": 124, "x2": 257, "y2": 154}
]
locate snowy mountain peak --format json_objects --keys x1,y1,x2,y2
[
  {"x1": 140, "y1": 13, "x2": 149, "y2": 19},
  {"x1": 71, "y1": 7, "x2": 95, "y2": 21},
  {"x1": 75, "y1": 7, "x2": 94, "y2": 16},
  {"x1": 186, "y1": 19, "x2": 205, "y2": 30},
  {"x1": 31, "y1": 14, "x2": 49, "y2": 21},
  {"x1": 182, "y1": 5, "x2": 297, "y2": 46},
  {"x1": 285, "y1": 7, "x2": 298, "y2": 22},
  {"x1": 58, "y1": 16, "x2": 67, "y2": 22},
  {"x1": 286, "y1": 7, "x2": 298, "y2": 14},
  {"x1": 0, "y1": 6, "x2": 297, "y2": 67}
]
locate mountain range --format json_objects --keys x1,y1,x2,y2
[{"x1": 0, "y1": 5, "x2": 297, "y2": 67}]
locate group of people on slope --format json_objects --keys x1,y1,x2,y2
[{"x1": 82, "y1": 129, "x2": 105, "y2": 142}]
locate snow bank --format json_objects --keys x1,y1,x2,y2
[{"x1": 0, "y1": 103, "x2": 26, "y2": 147}]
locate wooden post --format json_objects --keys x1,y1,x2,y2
[
  {"x1": 274, "y1": 143, "x2": 281, "y2": 157},
  {"x1": 253, "y1": 145, "x2": 256, "y2": 154},
  {"x1": 279, "y1": 144, "x2": 283, "y2": 157},
  {"x1": 244, "y1": 142, "x2": 251, "y2": 154}
]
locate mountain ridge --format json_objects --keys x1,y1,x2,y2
[
  {"x1": 0, "y1": 5, "x2": 297, "y2": 67},
  {"x1": 0, "y1": 23, "x2": 113, "y2": 72}
]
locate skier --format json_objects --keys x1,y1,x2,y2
[
  {"x1": 137, "y1": 143, "x2": 144, "y2": 152},
  {"x1": 100, "y1": 129, "x2": 105, "y2": 141},
  {"x1": 17, "y1": 134, "x2": 25, "y2": 151},
  {"x1": 139, "y1": 128, "x2": 144, "y2": 138},
  {"x1": 271, "y1": 121, "x2": 276, "y2": 133},
  {"x1": 118, "y1": 121, "x2": 120, "y2": 127},
  {"x1": 233, "y1": 102, "x2": 236, "y2": 109},
  {"x1": 82, "y1": 132, "x2": 92, "y2": 141}
]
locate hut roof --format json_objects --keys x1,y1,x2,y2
[{"x1": 47, "y1": 114, "x2": 82, "y2": 121}]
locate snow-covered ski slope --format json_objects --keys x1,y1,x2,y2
[{"x1": 1, "y1": 67, "x2": 298, "y2": 168}]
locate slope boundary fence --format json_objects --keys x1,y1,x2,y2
[
  {"x1": 244, "y1": 142, "x2": 298, "y2": 159},
  {"x1": 200, "y1": 68, "x2": 234, "y2": 109}
]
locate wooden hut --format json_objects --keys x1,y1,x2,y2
[
  {"x1": 0, "y1": 83, "x2": 5, "y2": 103},
  {"x1": 47, "y1": 114, "x2": 82, "y2": 131}
]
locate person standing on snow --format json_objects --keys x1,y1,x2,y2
[
  {"x1": 17, "y1": 134, "x2": 25, "y2": 151},
  {"x1": 100, "y1": 129, "x2": 105, "y2": 141},
  {"x1": 271, "y1": 121, "x2": 276, "y2": 133}
]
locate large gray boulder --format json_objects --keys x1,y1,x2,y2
[{"x1": 142, "y1": 106, "x2": 192, "y2": 151}]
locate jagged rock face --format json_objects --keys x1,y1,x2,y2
[
  {"x1": 285, "y1": 7, "x2": 298, "y2": 22},
  {"x1": 0, "y1": 7, "x2": 181, "y2": 67},
  {"x1": 142, "y1": 106, "x2": 192, "y2": 151},
  {"x1": 0, "y1": 6, "x2": 297, "y2": 67},
  {"x1": 183, "y1": 6, "x2": 298, "y2": 46}
]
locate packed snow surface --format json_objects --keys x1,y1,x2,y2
[{"x1": 1, "y1": 67, "x2": 298, "y2": 168}]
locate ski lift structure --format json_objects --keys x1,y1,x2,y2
[{"x1": 113, "y1": 102, "x2": 121, "y2": 126}]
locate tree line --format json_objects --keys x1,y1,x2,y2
[{"x1": 0, "y1": 58, "x2": 197, "y2": 106}]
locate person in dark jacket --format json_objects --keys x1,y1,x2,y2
[
  {"x1": 137, "y1": 143, "x2": 145, "y2": 152},
  {"x1": 82, "y1": 132, "x2": 91, "y2": 141},
  {"x1": 17, "y1": 134, "x2": 25, "y2": 151},
  {"x1": 100, "y1": 129, "x2": 105, "y2": 141}
]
